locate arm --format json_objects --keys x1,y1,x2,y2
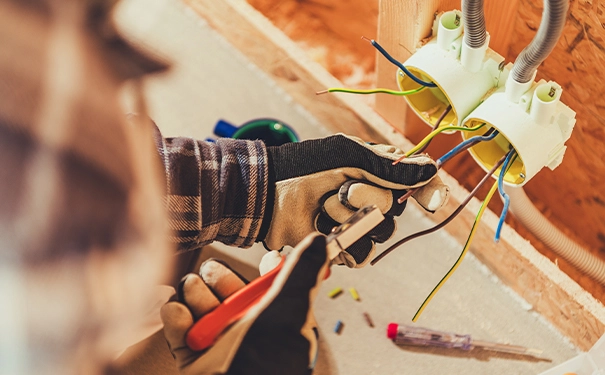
[{"x1": 152, "y1": 125, "x2": 270, "y2": 251}]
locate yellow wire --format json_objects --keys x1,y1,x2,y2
[
  {"x1": 326, "y1": 86, "x2": 425, "y2": 96},
  {"x1": 412, "y1": 179, "x2": 499, "y2": 322},
  {"x1": 404, "y1": 123, "x2": 485, "y2": 157}
]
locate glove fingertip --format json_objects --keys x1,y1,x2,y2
[
  {"x1": 160, "y1": 301, "x2": 193, "y2": 333},
  {"x1": 259, "y1": 250, "x2": 283, "y2": 276},
  {"x1": 412, "y1": 177, "x2": 450, "y2": 212}
]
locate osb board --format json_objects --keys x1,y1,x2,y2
[
  {"x1": 245, "y1": 0, "x2": 605, "y2": 303},
  {"x1": 506, "y1": 0, "x2": 605, "y2": 298},
  {"x1": 183, "y1": 0, "x2": 605, "y2": 350}
]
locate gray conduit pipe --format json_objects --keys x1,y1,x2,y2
[
  {"x1": 510, "y1": 0, "x2": 569, "y2": 83},
  {"x1": 503, "y1": 0, "x2": 605, "y2": 283},
  {"x1": 462, "y1": 0, "x2": 487, "y2": 48},
  {"x1": 506, "y1": 187, "x2": 605, "y2": 285}
]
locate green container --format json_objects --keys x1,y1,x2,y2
[{"x1": 214, "y1": 118, "x2": 299, "y2": 146}]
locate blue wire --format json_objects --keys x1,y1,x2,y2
[
  {"x1": 369, "y1": 39, "x2": 438, "y2": 88},
  {"x1": 437, "y1": 130, "x2": 499, "y2": 166},
  {"x1": 494, "y1": 150, "x2": 516, "y2": 242}
]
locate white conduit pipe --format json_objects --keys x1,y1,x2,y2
[{"x1": 506, "y1": 186, "x2": 605, "y2": 285}]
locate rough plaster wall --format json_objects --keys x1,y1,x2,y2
[{"x1": 245, "y1": 0, "x2": 605, "y2": 301}]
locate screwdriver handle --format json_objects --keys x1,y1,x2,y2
[{"x1": 387, "y1": 323, "x2": 472, "y2": 350}]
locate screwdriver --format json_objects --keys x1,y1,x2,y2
[{"x1": 387, "y1": 323, "x2": 544, "y2": 357}]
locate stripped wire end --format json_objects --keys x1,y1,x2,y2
[
  {"x1": 316, "y1": 89, "x2": 329, "y2": 95},
  {"x1": 365, "y1": 37, "x2": 437, "y2": 88},
  {"x1": 392, "y1": 155, "x2": 406, "y2": 165},
  {"x1": 397, "y1": 189, "x2": 415, "y2": 205},
  {"x1": 360, "y1": 36, "x2": 372, "y2": 42},
  {"x1": 372, "y1": 152, "x2": 509, "y2": 266}
]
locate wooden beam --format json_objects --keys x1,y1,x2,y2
[
  {"x1": 183, "y1": 0, "x2": 605, "y2": 350},
  {"x1": 375, "y1": 0, "x2": 458, "y2": 129}
]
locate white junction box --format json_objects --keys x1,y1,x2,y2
[{"x1": 397, "y1": 10, "x2": 576, "y2": 186}]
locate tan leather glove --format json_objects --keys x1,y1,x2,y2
[
  {"x1": 161, "y1": 233, "x2": 329, "y2": 375},
  {"x1": 258, "y1": 134, "x2": 449, "y2": 267}
]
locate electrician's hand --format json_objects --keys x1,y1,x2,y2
[
  {"x1": 258, "y1": 134, "x2": 448, "y2": 267},
  {"x1": 161, "y1": 233, "x2": 329, "y2": 375}
]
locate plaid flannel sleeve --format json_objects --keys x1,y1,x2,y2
[{"x1": 152, "y1": 126, "x2": 269, "y2": 251}]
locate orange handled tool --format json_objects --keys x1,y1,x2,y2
[{"x1": 186, "y1": 205, "x2": 385, "y2": 351}]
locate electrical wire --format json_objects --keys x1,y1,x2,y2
[
  {"x1": 393, "y1": 123, "x2": 486, "y2": 164},
  {"x1": 362, "y1": 36, "x2": 437, "y2": 88},
  {"x1": 412, "y1": 178, "x2": 500, "y2": 322},
  {"x1": 372, "y1": 152, "x2": 508, "y2": 265},
  {"x1": 316, "y1": 87, "x2": 425, "y2": 96},
  {"x1": 436, "y1": 128, "x2": 498, "y2": 167},
  {"x1": 395, "y1": 127, "x2": 495, "y2": 205},
  {"x1": 414, "y1": 105, "x2": 452, "y2": 155},
  {"x1": 494, "y1": 150, "x2": 518, "y2": 242}
]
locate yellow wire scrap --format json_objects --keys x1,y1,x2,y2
[
  {"x1": 412, "y1": 178, "x2": 499, "y2": 322},
  {"x1": 323, "y1": 86, "x2": 425, "y2": 96},
  {"x1": 404, "y1": 123, "x2": 486, "y2": 158}
]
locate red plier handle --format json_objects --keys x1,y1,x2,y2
[{"x1": 186, "y1": 205, "x2": 384, "y2": 351}]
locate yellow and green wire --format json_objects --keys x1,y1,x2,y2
[
  {"x1": 402, "y1": 123, "x2": 486, "y2": 159},
  {"x1": 412, "y1": 178, "x2": 499, "y2": 322},
  {"x1": 319, "y1": 86, "x2": 425, "y2": 96}
]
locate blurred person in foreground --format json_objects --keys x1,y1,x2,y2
[{"x1": 0, "y1": 1, "x2": 448, "y2": 374}]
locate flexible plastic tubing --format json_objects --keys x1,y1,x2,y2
[
  {"x1": 462, "y1": 0, "x2": 487, "y2": 48},
  {"x1": 506, "y1": 187, "x2": 605, "y2": 285},
  {"x1": 510, "y1": 0, "x2": 569, "y2": 83}
]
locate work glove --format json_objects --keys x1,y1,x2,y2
[
  {"x1": 161, "y1": 233, "x2": 329, "y2": 375},
  {"x1": 259, "y1": 134, "x2": 448, "y2": 267}
]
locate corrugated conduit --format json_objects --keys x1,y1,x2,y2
[
  {"x1": 462, "y1": 0, "x2": 487, "y2": 48},
  {"x1": 507, "y1": 187, "x2": 605, "y2": 285},
  {"x1": 510, "y1": 0, "x2": 569, "y2": 83}
]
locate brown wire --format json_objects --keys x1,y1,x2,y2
[
  {"x1": 371, "y1": 151, "x2": 509, "y2": 265},
  {"x1": 414, "y1": 104, "x2": 452, "y2": 155},
  {"x1": 396, "y1": 127, "x2": 497, "y2": 205},
  {"x1": 391, "y1": 105, "x2": 453, "y2": 166}
]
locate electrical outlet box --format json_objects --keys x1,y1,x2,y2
[
  {"x1": 461, "y1": 79, "x2": 576, "y2": 186},
  {"x1": 398, "y1": 10, "x2": 576, "y2": 186},
  {"x1": 397, "y1": 10, "x2": 505, "y2": 131}
]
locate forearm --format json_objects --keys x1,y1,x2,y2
[{"x1": 152, "y1": 126, "x2": 270, "y2": 251}]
